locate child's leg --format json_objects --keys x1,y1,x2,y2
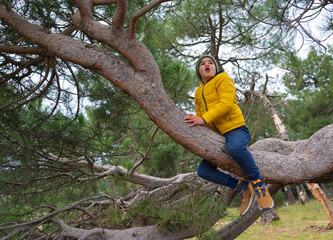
[
  {"x1": 197, "y1": 159, "x2": 238, "y2": 189},
  {"x1": 197, "y1": 159, "x2": 254, "y2": 216},
  {"x1": 224, "y1": 125, "x2": 274, "y2": 211},
  {"x1": 223, "y1": 125, "x2": 259, "y2": 180}
]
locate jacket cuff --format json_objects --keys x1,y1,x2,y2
[{"x1": 202, "y1": 117, "x2": 207, "y2": 124}]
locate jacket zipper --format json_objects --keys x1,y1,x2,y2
[{"x1": 201, "y1": 83, "x2": 222, "y2": 135}]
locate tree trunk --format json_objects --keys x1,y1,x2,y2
[
  {"x1": 320, "y1": 183, "x2": 330, "y2": 197},
  {"x1": 218, "y1": 184, "x2": 281, "y2": 239},
  {"x1": 307, "y1": 183, "x2": 333, "y2": 228},
  {"x1": 286, "y1": 186, "x2": 296, "y2": 205},
  {"x1": 301, "y1": 184, "x2": 310, "y2": 202},
  {"x1": 296, "y1": 185, "x2": 302, "y2": 204},
  {"x1": 245, "y1": 84, "x2": 333, "y2": 227}
]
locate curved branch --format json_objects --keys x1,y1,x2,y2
[
  {"x1": 0, "y1": 57, "x2": 52, "y2": 112},
  {"x1": 0, "y1": 195, "x2": 112, "y2": 231},
  {"x1": 29, "y1": 65, "x2": 62, "y2": 131},
  {"x1": 112, "y1": 0, "x2": 128, "y2": 30},
  {"x1": 129, "y1": 0, "x2": 172, "y2": 38},
  {"x1": 0, "y1": 56, "x2": 44, "y2": 85},
  {"x1": 0, "y1": 45, "x2": 44, "y2": 55},
  {"x1": 42, "y1": 150, "x2": 195, "y2": 189},
  {"x1": 73, "y1": 0, "x2": 94, "y2": 21},
  {"x1": 92, "y1": 0, "x2": 117, "y2": 5},
  {"x1": 129, "y1": 126, "x2": 159, "y2": 174}
]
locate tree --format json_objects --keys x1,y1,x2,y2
[
  {"x1": 1, "y1": 0, "x2": 333, "y2": 239},
  {"x1": 280, "y1": 45, "x2": 333, "y2": 140}
]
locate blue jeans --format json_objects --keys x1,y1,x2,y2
[{"x1": 197, "y1": 125, "x2": 260, "y2": 189}]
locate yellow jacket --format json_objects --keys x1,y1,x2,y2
[{"x1": 195, "y1": 71, "x2": 245, "y2": 135}]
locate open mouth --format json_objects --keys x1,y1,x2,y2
[{"x1": 205, "y1": 67, "x2": 210, "y2": 72}]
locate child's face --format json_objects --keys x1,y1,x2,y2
[{"x1": 199, "y1": 57, "x2": 216, "y2": 82}]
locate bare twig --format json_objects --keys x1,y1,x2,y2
[
  {"x1": 0, "y1": 195, "x2": 112, "y2": 231},
  {"x1": 0, "y1": 56, "x2": 44, "y2": 85},
  {"x1": 0, "y1": 57, "x2": 52, "y2": 112},
  {"x1": 129, "y1": 126, "x2": 159, "y2": 174},
  {"x1": 262, "y1": 74, "x2": 269, "y2": 94}
]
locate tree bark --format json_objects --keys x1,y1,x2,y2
[
  {"x1": 286, "y1": 186, "x2": 296, "y2": 204},
  {"x1": 307, "y1": 183, "x2": 333, "y2": 228},
  {"x1": 301, "y1": 184, "x2": 310, "y2": 202},
  {"x1": 296, "y1": 185, "x2": 302, "y2": 204}
]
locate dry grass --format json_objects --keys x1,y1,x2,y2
[
  {"x1": 216, "y1": 200, "x2": 333, "y2": 239},
  {"x1": 187, "y1": 200, "x2": 333, "y2": 239}
]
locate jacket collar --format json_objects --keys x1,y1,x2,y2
[{"x1": 202, "y1": 70, "x2": 225, "y2": 84}]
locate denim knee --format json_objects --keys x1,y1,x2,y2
[
  {"x1": 197, "y1": 160, "x2": 216, "y2": 179},
  {"x1": 226, "y1": 142, "x2": 260, "y2": 180},
  {"x1": 226, "y1": 142, "x2": 247, "y2": 157}
]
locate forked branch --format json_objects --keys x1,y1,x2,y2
[{"x1": 130, "y1": 0, "x2": 172, "y2": 38}]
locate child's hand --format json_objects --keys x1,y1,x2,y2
[{"x1": 184, "y1": 114, "x2": 205, "y2": 127}]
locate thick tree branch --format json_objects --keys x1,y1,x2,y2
[
  {"x1": 52, "y1": 217, "x2": 195, "y2": 240},
  {"x1": 73, "y1": 0, "x2": 94, "y2": 21},
  {"x1": 92, "y1": 0, "x2": 117, "y2": 5},
  {"x1": 112, "y1": 0, "x2": 128, "y2": 30},
  {"x1": 0, "y1": 45, "x2": 44, "y2": 54},
  {"x1": 41, "y1": 150, "x2": 195, "y2": 189}
]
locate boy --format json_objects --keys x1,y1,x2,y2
[{"x1": 184, "y1": 55, "x2": 274, "y2": 216}]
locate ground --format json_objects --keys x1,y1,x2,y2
[
  {"x1": 188, "y1": 200, "x2": 333, "y2": 239},
  {"x1": 220, "y1": 200, "x2": 332, "y2": 239}
]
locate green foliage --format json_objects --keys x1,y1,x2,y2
[
  {"x1": 273, "y1": 191, "x2": 286, "y2": 208},
  {"x1": 102, "y1": 186, "x2": 227, "y2": 235},
  {"x1": 158, "y1": 55, "x2": 197, "y2": 107},
  {"x1": 280, "y1": 46, "x2": 333, "y2": 91},
  {"x1": 281, "y1": 45, "x2": 333, "y2": 140},
  {"x1": 239, "y1": 97, "x2": 283, "y2": 143},
  {"x1": 199, "y1": 230, "x2": 221, "y2": 240}
]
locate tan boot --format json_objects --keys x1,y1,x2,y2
[
  {"x1": 250, "y1": 176, "x2": 274, "y2": 210},
  {"x1": 235, "y1": 179, "x2": 255, "y2": 216}
]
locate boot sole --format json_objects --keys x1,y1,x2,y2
[{"x1": 258, "y1": 200, "x2": 274, "y2": 211}]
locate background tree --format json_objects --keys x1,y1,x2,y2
[{"x1": 279, "y1": 45, "x2": 333, "y2": 140}]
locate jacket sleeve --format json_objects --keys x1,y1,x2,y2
[
  {"x1": 194, "y1": 88, "x2": 202, "y2": 118},
  {"x1": 201, "y1": 74, "x2": 236, "y2": 124}
]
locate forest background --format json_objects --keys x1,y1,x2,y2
[{"x1": 0, "y1": 0, "x2": 332, "y2": 239}]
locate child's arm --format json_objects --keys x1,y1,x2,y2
[{"x1": 184, "y1": 114, "x2": 205, "y2": 127}]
